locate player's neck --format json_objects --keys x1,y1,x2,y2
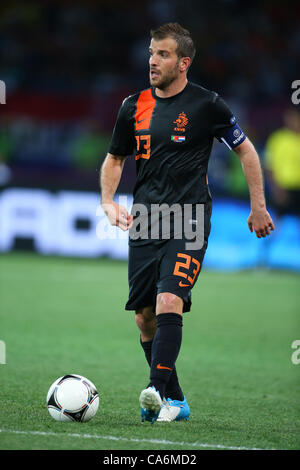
[{"x1": 155, "y1": 77, "x2": 188, "y2": 99}]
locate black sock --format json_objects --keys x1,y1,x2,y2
[
  {"x1": 149, "y1": 313, "x2": 183, "y2": 400},
  {"x1": 140, "y1": 337, "x2": 184, "y2": 401},
  {"x1": 165, "y1": 375, "x2": 184, "y2": 401},
  {"x1": 140, "y1": 337, "x2": 152, "y2": 367}
]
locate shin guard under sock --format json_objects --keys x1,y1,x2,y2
[
  {"x1": 149, "y1": 313, "x2": 183, "y2": 400},
  {"x1": 140, "y1": 337, "x2": 184, "y2": 401}
]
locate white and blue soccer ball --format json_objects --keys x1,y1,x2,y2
[{"x1": 46, "y1": 374, "x2": 99, "y2": 422}]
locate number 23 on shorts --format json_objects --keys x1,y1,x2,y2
[{"x1": 173, "y1": 253, "x2": 201, "y2": 286}]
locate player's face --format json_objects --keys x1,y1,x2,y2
[{"x1": 149, "y1": 37, "x2": 181, "y2": 90}]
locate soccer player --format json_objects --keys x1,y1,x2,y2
[{"x1": 100, "y1": 23, "x2": 274, "y2": 423}]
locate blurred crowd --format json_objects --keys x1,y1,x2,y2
[
  {"x1": 1, "y1": 0, "x2": 299, "y2": 99},
  {"x1": 0, "y1": 0, "x2": 299, "y2": 214}
]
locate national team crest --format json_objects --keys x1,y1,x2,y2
[{"x1": 173, "y1": 112, "x2": 188, "y2": 132}]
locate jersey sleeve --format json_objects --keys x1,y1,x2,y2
[
  {"x1": 108, "y1": 97, "x2": 135, "y2": 157},
  {"x1": 210, "y1": 94, "x2": 246, "y2": 150}
]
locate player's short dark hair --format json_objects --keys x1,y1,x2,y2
[{"x1": 150, "y1": 23, "x2": 196, "y2": 65}]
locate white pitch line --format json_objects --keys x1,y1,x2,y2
[{"x1": 0, "y1": 429, "x2": 273, "y2": 450}]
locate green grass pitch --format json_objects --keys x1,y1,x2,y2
[{"x1": 0, "y1": 252, "x2": 299, "y2": 450}]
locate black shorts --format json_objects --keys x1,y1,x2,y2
[{"x1": 125, "y1": 201, "x2": 212, "y2": 313}]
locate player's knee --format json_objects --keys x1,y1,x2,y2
[
  {"x1": 135, "y1": 307, "x2": 156, "y2": 335},
  {"x1": 156, "y1": 292, "x2": 183, "y2": 314}
]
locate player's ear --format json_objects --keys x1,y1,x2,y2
[{"x1": 179, "y1": 57, "x2": 190, "y2": 73}]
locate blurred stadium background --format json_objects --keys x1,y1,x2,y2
[
  {"x1": 0, "y1": 0, "x2": 299, "y2": 268},
  {"x1": 0, "y1": 0, "x2": 300, "y2": 451}
]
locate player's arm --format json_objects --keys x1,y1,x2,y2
[
  {"x1": 211, "y1": 94, "x2": 274, "y2": 238},
  {"x1": 233, "y1": 137, "x2": 275, "y2": 238},
  {"x1": 100, "y1": 95, "x2": 134, "y2": 231},
  {"x1": 100, "y1": 153, "x2": 133, "y2": 231}
]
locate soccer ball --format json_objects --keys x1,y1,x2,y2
[{"x1": 46, "y1": 374, "x2": 99, "y2": 422}]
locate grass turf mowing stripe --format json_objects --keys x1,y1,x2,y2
[{"x1": 0, "y1": 429, "x2": 275, "y2": 450}]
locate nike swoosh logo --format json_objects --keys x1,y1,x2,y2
[
  {"x1": 137, "y1": 118, "x2": 146, "y2": 124},
  {"x1": 157, "y1": 363, "x2": 172, "y2": 371},
  {"x1": 179, "y1": 281, "x2": 190, "y2": 287}
]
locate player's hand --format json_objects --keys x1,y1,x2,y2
[
  {"x1": 247, "y1": 208, "x2": 275, "y2": 238},
  {"x1": 102, "y1": 201, "x2": 133, "y2": 231}
]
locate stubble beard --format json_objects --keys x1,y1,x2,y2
[{"x1": 150, "y1": 63, "x2": 180, "y2": 90}]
